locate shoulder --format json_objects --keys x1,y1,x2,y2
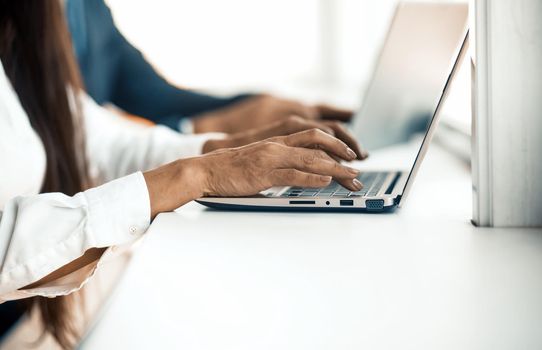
[{"x1": 68, "y1": 0, "x2": 116, "y2": 25}]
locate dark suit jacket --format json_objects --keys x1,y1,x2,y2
[{"x1": 66, "y1": 0, "x2": 249, "y2": 131}]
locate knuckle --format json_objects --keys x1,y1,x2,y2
[
  {"x1": 258, "y1": 141, "x2": 272, "y2": 151},
  {"x1": 325, "y1": 127, "x2": 336, "y2": 136},
  {"x1": 315, "y1": 150, "x2": 328, "y2": 159},
  {"x1": 307, "y1": 128, "x2": 321, "y2": 137},
  {"x1": 267, "y1": 136, "x2": 282, "y2": 144},
  {"x1": 316, "y1": 128, "x2": 328, "y2": 137},
  {"x1": 284, "y1": 169, "x2": 297, "y2": 181},
  {"x1": 271, "y1": 142, "x2": 285, "y2": 152},
  {"x1": 302, "y1": 152, "x2": 317, "y2": 165},
  {"x1": 262, "y1": 141, "x2": 280, "y2": 152}
]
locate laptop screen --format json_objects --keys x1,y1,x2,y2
[{"x1": 351, "y1": 3, "x2": 468, "y2": 152}]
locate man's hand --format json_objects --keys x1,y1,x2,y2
[
  {"x1": 192, "y1": 95, "x2": 353, "y2": 134},
  {"x1": 314, "y1": 103, "x2": 353, "y2": 122},
  {"x1": 203, "y1": 116, "x2": 368, "y2": 160}
]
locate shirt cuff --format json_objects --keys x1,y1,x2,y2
[{"x1": 84, "y1": 171, "x2": 151, "y2": 248}]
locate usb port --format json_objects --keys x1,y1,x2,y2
[{"x1": 340, "y1": 199, "x2": 354, "y2": 206}]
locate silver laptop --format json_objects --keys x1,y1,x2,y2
[{"x1": 197, "y1": 2, "x2": 469, "y2": 212}]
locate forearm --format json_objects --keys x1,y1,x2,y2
[{"x1": 112, "y1": 41, "x2": 252, "y2": 125}]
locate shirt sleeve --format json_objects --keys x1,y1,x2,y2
[
  {"x1": 0, "y1": 172, "x2": 150, "y2": 302},
  {"x1": 82, "y1": 93, "x2": 225, "y2": 182},
  {"x1": 0, "y1": 84, "x2": 226, "y2": 303}
]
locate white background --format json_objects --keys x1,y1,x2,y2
[{"x1": 106, "y1": 0, "x2": 469, "y2": 126}]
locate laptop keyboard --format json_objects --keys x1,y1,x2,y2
[{"x1": 280, "y1": 171, "x2": 390, "y2": 198}]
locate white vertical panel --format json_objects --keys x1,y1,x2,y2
[
  {"x1": 472, "y1": 0, "x2": 542, "y2": 227},
  {"x1": 471, "y1": 0, "x2": 492, "y2": 226}
]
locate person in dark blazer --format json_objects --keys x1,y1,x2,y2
[{"x1": 65, "y1": 0, "x2": 352, "y2": 134}]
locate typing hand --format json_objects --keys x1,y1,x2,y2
[
  {"x1": 203, "y1": 116, "x2": 368, "y2": 160},
  {"x1": 144, "y1": 130, "x2": 364, "y2": 218},
  {"x1": 192, "y1": 95, "x2": 354, "y2": 134}
]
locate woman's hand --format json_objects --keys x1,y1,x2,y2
[
  {"x1": 203, "y1": 116, "x2": 368, "y2": 160},
  {"x1": 192, "y1": 95, "x2": 354, "y2": 134},
  {"x1": 144, "y1": 129, "x2": 363, "y2": 218}
]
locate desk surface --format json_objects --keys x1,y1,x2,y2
[{"x1": 82, "y1": 143, "x2": 542, "y2": 350}]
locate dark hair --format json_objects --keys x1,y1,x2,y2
[{"x1": 0, "y1": 0, "x2": 89, "y2": 348}]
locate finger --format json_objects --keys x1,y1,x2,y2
[
  {"x1": 323, "y1": 122, "x2": 368, "y2": 160},
  {"x1": 329, "y1": 154, "x2": 342, "y2": 163},
  {"x1": 284, "y1": 101, "x2": 320, "y2": 120},
  {"x1": 316, "y1": 104, "x2": 353, "y2": 122},
  {"x1": 302, "y1": 151, "x2": 363, "y2": 191},
  {"x1": 280, "y1": 147, "x2": 360, "y2": 180},
  {"x1": 335, "y1": 177, "x2": 364, "y2": 192},
  {"x1": 240, "y1": 117, "x2": 335, "y2": 146},
  {"x1": 282, "y1": 128, "x2": 357, "y2": 161},
  {"x1": 281, "y1": 116, "x2": 335, "y2": 136},
  {"x1": 269, "y1": 169, "x2": 332, "y2": 188}
]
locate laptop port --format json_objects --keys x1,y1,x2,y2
[
  {"x1": 340, "y1": 199, "x2": 354, "y2": 206},
  {"x1": 366, "y1": 199, "x2": 385, "y2": 210},
  {"x1": 289, "y1": 200, "x2": 316, "y2": 205}
]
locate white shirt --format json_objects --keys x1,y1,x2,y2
[{"x1": 0, "y1": 61, "x2": 222, "y2": 302}]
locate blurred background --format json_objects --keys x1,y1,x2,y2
[{"x1": 106, "y1": 0, "x2": 470, "y2": 156}]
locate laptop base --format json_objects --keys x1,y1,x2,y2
[{"x1": 196, "y1": 199, "x2": 399, "y2": 213}]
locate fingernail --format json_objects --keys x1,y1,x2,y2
[
  {"x1": 353, "y1": 179, "x2": 363, "y2": 190},
  {"x1": 361, "y1": 151, "x2": 369, "y2": 159},
  {"x1": 347, "y1": 167, "x2": 360, "y2": 176},
  {"x1": 320, "y1": 175, "x2": 332, "y2": 183},
  {"x1": 346, "y1": 148, "x2": 357, "y2": 159}
]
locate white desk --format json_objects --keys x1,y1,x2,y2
[{"x1": 82, "y1": 143, "x2": 542, "y2": 350}]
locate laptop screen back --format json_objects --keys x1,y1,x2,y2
[{"x1": 351, "y1": 2, "x2": 468, "y2": 152}]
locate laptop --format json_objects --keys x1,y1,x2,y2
[{"x1": 197, "y1": 2, "x2": 469, "y2": 212}]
